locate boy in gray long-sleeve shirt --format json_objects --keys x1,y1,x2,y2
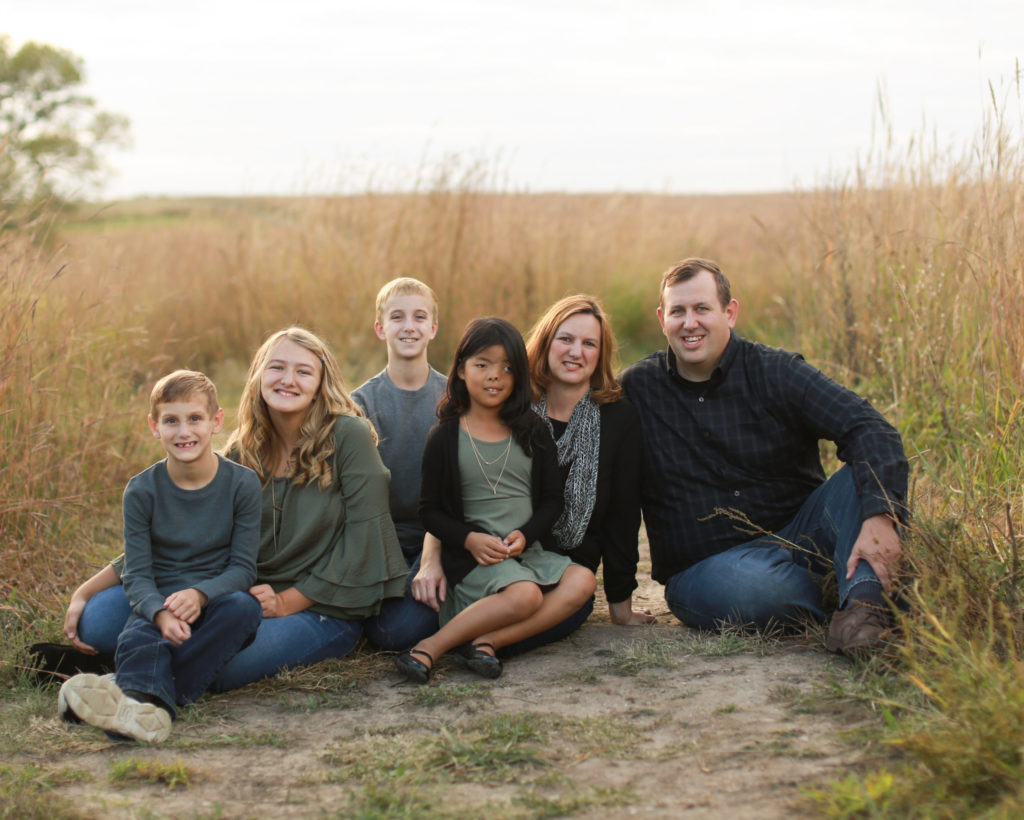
[{"x1": 60, "y1": 371, "x2": 262, "y2": 743}]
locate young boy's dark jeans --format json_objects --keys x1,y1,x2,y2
[{"x1": 114, "y1": 590, "x2": 261, "y2": 718}]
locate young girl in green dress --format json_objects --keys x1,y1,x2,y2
[{"x1": 395, "y1": 317, "x2": 596, "y2": 683}]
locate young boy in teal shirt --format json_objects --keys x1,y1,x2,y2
[{"x1": 60, "y1": 371, "x2": 262, "y2": 743}]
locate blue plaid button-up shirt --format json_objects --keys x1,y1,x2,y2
[{"x1": 620, "y1": 332, "x2": 908, "y2": 584}]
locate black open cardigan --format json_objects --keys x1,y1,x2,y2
[{"x1": 418, "y1": 417, "x2": 564, "y2": 588}]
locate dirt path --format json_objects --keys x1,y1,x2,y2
[{"x1": 23, "y1": 547, "x2": 869, "y2": 819}]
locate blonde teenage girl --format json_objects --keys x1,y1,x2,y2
[{"x1": 395, "y1": 317, "x2": 596, "y2": 683}]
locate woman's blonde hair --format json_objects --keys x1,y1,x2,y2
[
  {"x1": 525, "y1": 294, "x2": 622, "y2": 405},
  {"x1": 224, "y1": 327, "x2": 371, "y2": 488}
]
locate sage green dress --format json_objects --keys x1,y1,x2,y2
[{"x1": 439, "y1": 430, "x2": 571, "y2": 625}]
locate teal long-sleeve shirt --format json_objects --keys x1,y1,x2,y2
[{"x1": 121, "y1": 455, "x2": 261, "y2": 622}]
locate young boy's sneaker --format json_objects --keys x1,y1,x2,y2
[
  {"x1": 59, "y1": 673, "x2": 171, "y2": 743},
  {"x1": 56, "y1": 672, "x2": 107, "y2": 724}
]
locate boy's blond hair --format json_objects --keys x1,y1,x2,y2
[
  {"x1": 375, "y1": 277, "x2": 438, "y2": 324},
  {"x1": 150, "y1": 370, "x2": 219, "y2": 419}
]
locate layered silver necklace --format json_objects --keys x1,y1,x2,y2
[{"x1": 462, "y1": 417, "x2": 512, "y2": 495}]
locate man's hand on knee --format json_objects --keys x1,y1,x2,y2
[{"x1": 846, "y1": 514, "x2": 901, "y2": 593}]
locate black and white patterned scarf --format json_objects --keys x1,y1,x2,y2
[{"x1": 537, "y1": 390, "x2": 600, "y2": 550}]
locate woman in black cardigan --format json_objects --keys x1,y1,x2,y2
[{"x1": 523, "y1": 294, "x2": 655, "y2": 637}]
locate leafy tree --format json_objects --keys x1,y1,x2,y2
[{"x1": 0, "y1": 35, "x2": 130, "y2": 209}]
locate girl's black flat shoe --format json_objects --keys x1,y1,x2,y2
[
  {"x1": 395, "y1": 647, "x2": 434, "y2": 684},
  {"x1": 454, "y1": 641, "x2": 503, "y2": 679}
]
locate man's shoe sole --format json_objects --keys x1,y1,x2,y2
[{"x1": 59, "y1": 673, "x2": 171, "y2": 743}]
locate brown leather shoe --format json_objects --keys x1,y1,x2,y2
[{"x1": 825, "y1": 601, "x2": 891, "y2": 655}]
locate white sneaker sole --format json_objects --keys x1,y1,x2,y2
[
  {"x1": 58, "y1": 671, "x2": 115, "y2": 724},
  {"x1": 57, "y1": 684, "x2": 78, "y2": 724},
  {"x1": 59, "y1": 673, "x2": 171, "y2": 743}
]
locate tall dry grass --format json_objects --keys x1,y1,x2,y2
[
  {"x1": 794, "y1": 86, "x2": 1024, "y2": 815},
  {"x1": 2, "y1": 173, "x2": 798, "y2": 637},
  {"x1": 0, "y1": 219, "x2": 150, "y2": 627},
  {"x1": 61, "y1": 184, "x2": 801, "y2": 379},
  {"x1": 3, "y1": 88, "x2": 1023, "y2": 812}
]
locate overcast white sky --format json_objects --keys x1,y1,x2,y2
[{"x1": 6, "y1": 1, "x2": 1023, "y2": 198}]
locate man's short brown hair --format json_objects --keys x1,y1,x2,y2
[{"x1": 660, "y1": 258, "x2": 732, "y2": 309}]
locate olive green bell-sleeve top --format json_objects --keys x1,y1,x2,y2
[{"x1": 253, "y1": 414, "x2": 407, "y2": 619}]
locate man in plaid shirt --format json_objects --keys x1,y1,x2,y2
[{"x1": 620, "y1": 258, "x2": 907, "y2": 654}]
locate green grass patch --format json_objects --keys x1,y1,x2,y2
[
  {"x1": 337, "y1": 780, "x2": 636, "y2": 820},
  {"x1": 341, "y1": 782, "x2": 478, "y2": 820},
  {"x1": 413, "y1": 682, "x2": 494, "y2": 708},
  {"x1": 0, "y1": 764, "x2": 91, "y2": 820},
  {"x1": 324, "y1": 709, "x2": 652, "y2": 791},
  {"x1": 428, "y1": 717, "x2": 547, "y2": 782},
  {"x1": 108, "y1": 757, "x2": 193, "y2": 789},
  {"x1": 176, "y1": 729, "x2": 291, "y2": 749},
  {"x1": 551, "y1": 665, "x2": 601, "y2": 684},
  {"x1": 513, "y1": 783, "x2": 637, "y2": 817},
  {"x1": 605, "y1": 637, "x2": 681, "y2": 676}
]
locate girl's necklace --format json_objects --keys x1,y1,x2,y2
[
  {"x1": 270, "y1": 479, "x2": 283, "y2": 555},
  {"x1": 463, "y1": 417, "x2": 512, "y2": 495}
]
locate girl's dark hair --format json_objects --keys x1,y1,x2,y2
[{"x1": 438, "y1": 316, "x2": 541, "y2": 454}]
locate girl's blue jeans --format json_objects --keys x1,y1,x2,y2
[
  {"x1": 77, "y1": 559, "x2": 438, "y2": 691},
  {"x1": 664, "y1": 466, "x2": 885, "y2": 630}
]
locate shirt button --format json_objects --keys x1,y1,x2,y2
[
  {"x1": 698, "y1": 396, "x2": 705, "y2": 403},
  {"x1": 733, "y1": 490, "x2": 740, "y2": 497}
]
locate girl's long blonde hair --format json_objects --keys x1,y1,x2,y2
[{"x1": 224, "y1": 327, "x2": 371, "y2": 488}]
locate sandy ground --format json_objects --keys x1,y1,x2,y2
[{"x1": 19, "y1": 544, "x2": 873, "y2": 819}]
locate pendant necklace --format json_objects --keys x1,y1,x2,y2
[
  {"x1": 269, "y1": 443, "x2": 292, "y2": 555},
  {"x1": 463, "y1": 417, "x2": 512, "y2": 495},
  {"x1": 271, "y1": 478, "x2": 283, "y2": 555}
]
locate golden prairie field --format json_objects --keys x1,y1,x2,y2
[{"x1": 2, "y1": 111, "x2": 1024, "y2": 814}]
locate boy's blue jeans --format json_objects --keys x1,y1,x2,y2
[
  {"x1": 664, "y1": 466, "x2": 885, "y2": 630},
  {"x1": 81, "y1": 588, "x2": 365, "y2": 691},
  {"x1": 82, "y1": 590, "x2": 370, "y2": 691},
  {"x1": 115, "y1": 590, "x2": 261, "y2": 718},
  {"x1": 78, "y1": 585, "x2": 134, "y2": 654}
]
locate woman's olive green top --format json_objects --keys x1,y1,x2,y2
[{"x1": 250, "y1": 415, "x2": 407, "y2": 620}]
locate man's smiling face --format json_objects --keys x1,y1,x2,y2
[{"x1": 658, "y1": 269, "x2": 738, "y2": 382}]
